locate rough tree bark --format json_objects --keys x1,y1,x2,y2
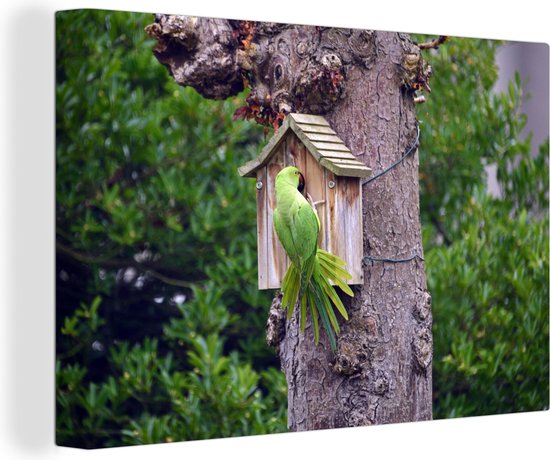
[{"x1": 146, "y1": 15, "x2": 433, "y2": 430}]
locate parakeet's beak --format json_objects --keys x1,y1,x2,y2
[{"x1": 298, "y1": 172, "x2": 305, "y2": 194}]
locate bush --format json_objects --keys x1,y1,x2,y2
[
  {"x1": 56, "y1": 10, "x2": 286, "y2": 448},
  {"x1": 427, "y1": 190, "x2": 548, "y2": 417},
  {"x1": 415, "y1": 35, "x2": 549, "y2": 418}
]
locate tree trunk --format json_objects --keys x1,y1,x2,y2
[{"x1": 147, "y1": 16, "x2": 433, "y2": 430}]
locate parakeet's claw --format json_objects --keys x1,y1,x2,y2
[{"x1": 307, "y1": 193, "x2": 325, "y2": 211}]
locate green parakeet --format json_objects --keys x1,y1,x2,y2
[{"x1": 273, "y1": 166, "x2": 354, "y2": 351}]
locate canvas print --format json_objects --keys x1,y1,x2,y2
[{"x1": 55, "y1": 9, "x2": 549, "y2": 448}]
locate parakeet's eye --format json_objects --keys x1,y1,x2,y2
[{"x1": 298, "y1": 172, "x2": 305, "y2": 193}]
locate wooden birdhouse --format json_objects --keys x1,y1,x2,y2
[{"x1": 238, "y1": 113, "x2": 372, "y2": 290}]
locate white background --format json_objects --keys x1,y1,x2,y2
[{"x1": 1, "y1": 0, "x2": 549, "y2": 459}]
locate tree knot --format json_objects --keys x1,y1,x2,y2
[
  {"x1": 333, "y1": 339, "x2": 368, "y2": 376},
  {"x1": 266, "y1": 292, "x2": 286, "y2": 349}
]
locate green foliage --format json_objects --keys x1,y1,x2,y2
[
  {"x1": 427, "y1": 191, "x2": 548, "y2": 417},
  {"x1": 414, "y1": 35, "x2": 549, "y2": 418},
  {"x1": 56, "y1": 10, "x2": 285, "y2": 448}
]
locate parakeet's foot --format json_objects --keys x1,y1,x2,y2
[{"x1": 307, "y1": 193, "x2": 325, "y2": 211}]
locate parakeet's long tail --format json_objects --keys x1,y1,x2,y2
[{"x1": 280, "y1": 249, "x2": 354, "y2": 351}]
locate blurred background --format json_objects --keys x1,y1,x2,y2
[{"x1": 55, "y1": 10, "x2": 549, "y2": 448}]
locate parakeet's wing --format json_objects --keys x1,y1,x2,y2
[
  {"x1": 273, "y1": 208, "x2": 297, "y2": 260},
  {"x1": 290, "y1": 198, "x2": 319, "y2": 264}
]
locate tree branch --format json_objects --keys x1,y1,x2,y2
[
  {"x1": 418, "y1": 35, "x2": 449, "y2": 50},
  {"x1": 145, "y1": 15, "x2": 243, "y2": 99},
  {"x1": 145, "y1": 16, "x2": 377, "y2": 124}
]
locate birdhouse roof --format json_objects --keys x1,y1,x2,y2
[{"x1": 238, "y1": 113, "x2": 372, "y2": 178}]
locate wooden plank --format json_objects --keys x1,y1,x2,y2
[
  {"x1": 311, "y1": 141, "x2": 351, "y2": 152},
  {"x1": 290, "y1": 113, "x2": 330, "y2": 126},
  {"x1": 325, "y1": 171, "x2": 348, "y2": 285},
  {"x1": 238, "y1": 157, "x2": 262, "y2": 178},
  {"x1": 295, "y1": 123, "x2": 337, "y2": 135},
  {"x1": 322, "y1": 158, "x2": 372, "y2": 171},
  {"x1": 256, "y1": 167, "x2": 268, "y2": 289},
  {"x1": 323, "y1": 157, "x2": 366, "y2": 165},
  {"x1": 303, "y1": 133, "x2": 344, "y2": 143},
  {"x1": 324, "y1": 188, "x2": 366, "y2": 306},
  {"x1": 340, "y1": 178, "x2": 363, "y2": 285},
  {"x1": 304, "y1": 149, "x2": 326, "y2": 250},
  {"x1": 266, "y1": 142, "x2": 288, "y2": 289},
  {"x1": 325, "y1": 173, "x2": 364, "y2": 285},
  {"x1": 320, "y1": 160, "x2": 371, "y2": 177},
  {"x1": 289, "y1": 126, "x2": 354, "y2": 166},
  {"x1": 320, "y1": 159, "x2": 372, "y2": 177},
  {"x1": 285, "y1": 132, "x2": 307, "y2": 171},
  {"x1": 317, "y1": 150, "x2": 358, "y2": 160}
]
